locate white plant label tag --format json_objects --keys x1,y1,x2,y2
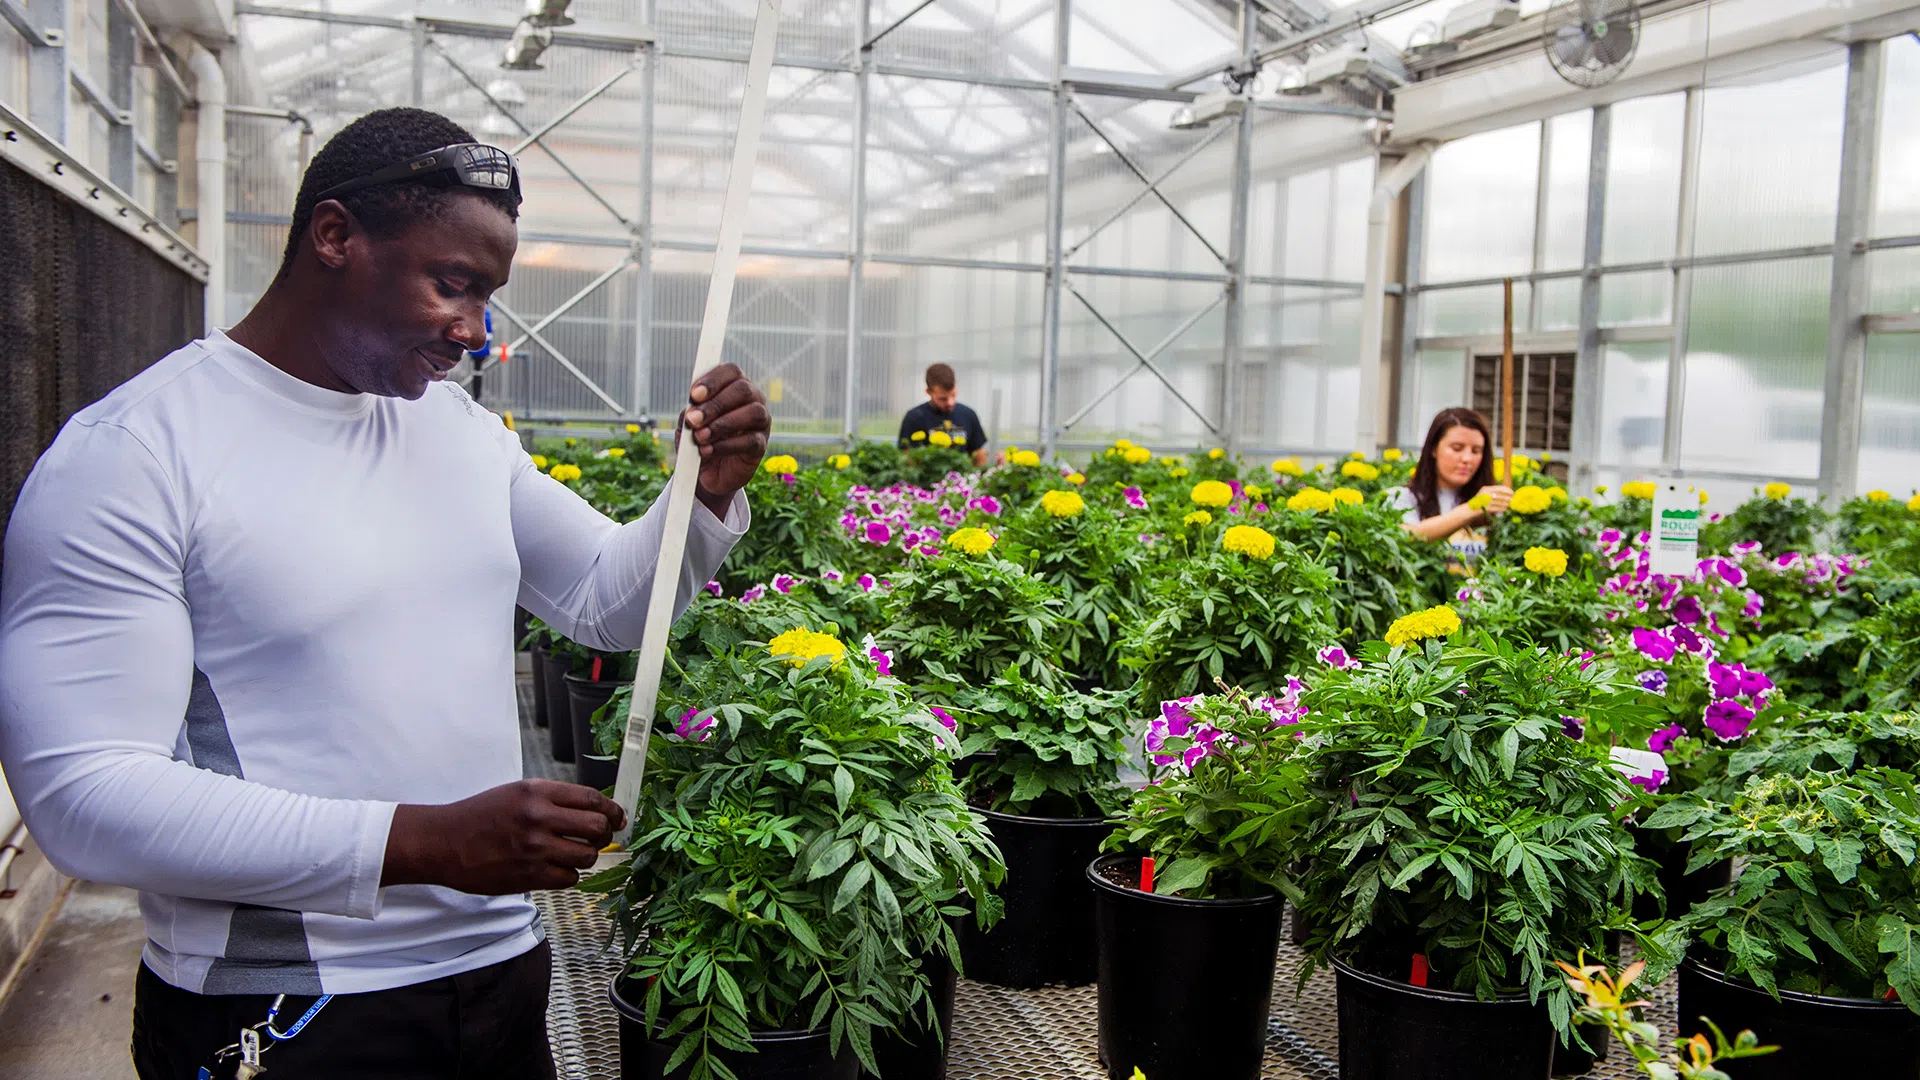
[{"x1": 1649, "y1": 481, "x2": 1700, "y2": 578}]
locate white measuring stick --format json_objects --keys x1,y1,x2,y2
[{"x1": 609, "y1": 0, "x2": 784, "y2": 847}]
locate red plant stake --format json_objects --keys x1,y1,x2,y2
[
  {"x1": 1139, "y1": 857, "x2": 1155, "y2": 894},
  {"x1": 591, "y1": 656, "x2": 603, "y2": 681},
  {"x1": 1410, "y1": 954, "x2": 1429, "y2": 988}
]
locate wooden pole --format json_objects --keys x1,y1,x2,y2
[
  {"x1": 608, "y1": 0, "x2": 785, "y2": 848},
  {"x1": 1500, "y1": 277, "x2": 1515, "y2": 484}
]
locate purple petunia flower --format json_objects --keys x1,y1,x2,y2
[
  {"x1": 1671, "y1": 595, "x2": 1705, "y2": 626},
  {"x1": 1703, "y1": 699, "x2": 1756, "y2": 741},
  {"x1": 864, "y1": 521, "x2": 893, "y2": 545},
  {"x1": 1631, "y1": 626, "x2": 1676, "y2": 663},
  {"x1": 772, "y1": 574, "x2": 797, "y2": 595},
  {"x1": 968, "y1": 495, "x2": 1003, "y2": 516},
  {"x1": 856, "y1": 573, "x2": 877, "y2": 592},
  {"x1": 1775, "y1": 553, "x2": 1802, "y2": 570},
  {"x1": 1649, "y1": 724, "x2": 1686, "y2": 754},
  {"x1": 1743, "y1": 590, "x2": 1764, "y2": 619},
  {"x1": 1124, "y1": 486, "x2": 1148, "y2": 510},
  {"x1": 1598, "y1": 528, "x2": 1624, "y2": 546},
  {"x1": 1637, "y1": 670, "x2": 1669, "y2": 694},
  {"x1": 1670, "y1": 624, "x2": 1708, "y2": 655},
  {"x1": 1561, "y1": 715, "x2": 1586, "y2": 740},
  {"x1": 1318, "y1": 645, "x2": 1360, "y2": 670},
  {"x1": 1731, "y1": 540, "x2": 1763, "y2": 556},
  {"x1": 822, "y1": 569, "x2": 843, "y2": 583},
  {"x1": 929, "y1": 705, "x2": 956, "y2": 732},
  {"x1": 704, "y1": 580, "x2": 724, "y2": 596},
  {"x1": 1628, "y1": 769, "x2": 1667, "y2": 794},
  {"x1": 781, "y1": 473, "x2": 797, "y2": 487},
  {"x1": 740, "y1": 584, "x2": 767, "y2": 605},
  {"x1": 674, "y1": 707, "x2": 715, "y2": 742}
]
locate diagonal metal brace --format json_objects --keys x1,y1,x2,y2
[
  {"x1": 1065, "y1": 117, "x2": 1232, "y2": 261},
  {"x1": 429, "y1": 36, "x2": 635, "y2": 231},
  {"x1": 1062, "y1": 277, "x2": 1222, "y2": 435},
  {"x1": 500, "y1": 252, "x2": 637, "y2": 359},
  {"x1": 491, "y1": 299, "x2": 627, "y2": 413},
  {"x1": 511, "y1": 59, "x2": 639, "y2": 157},
  {"x1": 1067, "y1": 94, "x2": 1228, "y2": 269},
  {"x1": 1062, "y1": 287, "x2": 1228, "y2": 431}
]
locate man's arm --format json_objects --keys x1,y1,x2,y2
[
  {"x1": 897, "y1": 407, "x2": 918, "y2": 449},
  {"x1": 0, "y1": 422, "x2": 396, "y2": 917},
  {"x1": 964, "y1": 406, "x2": 989, "y2": 467}
]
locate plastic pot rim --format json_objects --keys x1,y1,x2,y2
[
  {"x1": 1085, "y1": 853, "x2": 1282, "y2": 912},
  {"x1": 1681, "y1": 955, "x2": 1917, "y2": 1013},
  {"x1": 1331, "y1": 955, "x2": 1539, "y2": 1005},
  {"x1": 609, "y1": 976, "x2": 830, "y2": 1046},
  {"x1": 973, "y1": 804, "x2": 1111, "y2": 828},
  {"x1": 562, "y1": 673, "x2": 627, "y2": 690}
]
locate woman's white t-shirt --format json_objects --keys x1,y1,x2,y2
[{"x1": 1391, "y1": 486, "x2": 1487, "y2": 563}]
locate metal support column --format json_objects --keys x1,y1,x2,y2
[
  {"x1": 1569, "y1": 104, "x2": 1609, "y2": 495},
  {"x1": 1219, "y1": 0, "x2": 1255, "y2": 454},
  {"x1": 1662, "y1": 87, "x2": 1704, "y2": 471},
  {"x1": 154, "y1": 71, "x2": 179, "y2": 227},
  {"x1": 1818, "y1": 38, "x2": 1883, "y2": 506},
  {"x1": 633, "y1": 0, "x2": 657, "y2": 421},
  {"x1": 1392, "y1": 173, "x2": 1425, "y2": 446},
  {"x1": 843, "y1": 0, "x2": 870, "y2": 441},
  {"x1": 1038, "y1": 0, "x2": 1069, "y2": 459},
  {"x1": 105, "y1": 0, "x2": 134, "y2": 190},
  {"x1": 26, "y1": 0, "x2": 67, "y2": 143},
  {"x1": 410, "y1": 21, "x2": 425, "y2": 106}
]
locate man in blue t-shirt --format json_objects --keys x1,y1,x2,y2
[{"x1": 897, "y1": 362, "x2": 988, "y2": 466}]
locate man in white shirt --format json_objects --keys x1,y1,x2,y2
[{"x1": 0, "y1": 107, "x2": 769, "y2": 1077}]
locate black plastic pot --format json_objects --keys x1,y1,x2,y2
[
  {"x1": 544, "y1": 651, "x2": 576, "y2": 763},
  {"x1": 528, "y1": 645, "x2": 552, "y2": 729},
  {"x1": 958, "y1": 807, "x2": 1109, "y2": 989},
  {"x1": 860, "y1": 948, "x2": 957, "y2": 1080},
  {"x1": 1678, "y1": 958, "x2": 1920, "y2": 1079},
  {"x1": 1334, "y1": 957, "x2": 1555, "y2": 1080},
  {"x1": 565, "y1": 674, "x2": 622, "y2": 791},
  {"x1": 610, "y1": 977, "x2": 858, "y2": 1080},
  {"x1": 1550, "y1": 1022, "x2": 1610, "y2": 1076},
  {"x1": 1089, "y1": 854, "x2": 1282, "y2": 1080},
  {"x1": 1630, "y1": 831, "x2": 1732, "y2": 920}
]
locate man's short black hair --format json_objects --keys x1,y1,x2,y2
[
  {"x1": 278, "y1": 107, "x2": 521, "y2": 279},
  {"x1": 925, "y1": 363, "x2": 956, "y2": 391}
]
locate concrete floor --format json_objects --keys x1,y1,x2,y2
[{"x1": 0, "y1": 880, "x2": 144, "y2": 1080}]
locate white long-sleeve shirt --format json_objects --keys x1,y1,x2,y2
[{"x1": 0, "y1": 331, "x2": 746, "y2": 995}]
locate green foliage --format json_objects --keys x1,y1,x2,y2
[
  {"x1": 1485, "y1": 492, "x2": 1588, "y2": 565},
  {"x1": 974, "y1": 461, "x2": 1069, "y2": 508},
  {"x1": 718, "y1": 470, "x2": 858, "y2": 593},
  {"x1": 996, "y1": 499, "x2": 1148, "y2": 688},
  {"x1": 1746, "y1": 574, "x2": 1920, "y2": 710},
  {"x1": 1122, "y1": 540, "x2": 1338, "y2": 708},
  {"x1": 1558, "y1": 956, "x2": 1775, "y2": 1079},
  {"x1": 1269, "y1": 497, "x2": 1428, "y2": 645},
  {"x1": 587, "y1": 645, "x2": 1005, "y2": 1079},
  {"x1": 1727, "y1": 710, "x2": 1920, "y2": 785},
  {"x1": 900, "y1": 444, "x2": 974, "y2": 489},
  {"x1": 843, "y1": 440, "x2": 909, "y2": 489},
  {"x1": 1294, "y1": 634, "x2": 1663, "y2": 1034},
  {"x1": 1457, "y1": 553, "x2": 1609, "y2": 654},
  {"x1": 942, "y1": 666, "x2": 1137, "y2": 818},
  {"x1": 1700, "y1": 491, "x2": 1830, "y2": 556},
  {"x1": 1587, "y1": 493, "x2": 1653, "y2": 536},
  {"x1": 1103, "y1": 691, "x2": 1316, "y2": 900},
  {"x1": 874, "y1": 552, "x2": 1067, "y2": 689},
  {"x1": 1650, "y1": 768, "x2": 1920, "y2": 1009},
  {"x1": 1837, "y1": 494, "x2": 1919, "y2": 558},
  {"x1": 1850, "y1": 589, "x2": 1920, "y2": 711}
]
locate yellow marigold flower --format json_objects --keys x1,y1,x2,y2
[
  {"x1": 1190, "y1": 480, "x2": 1234, "y2": 508},
  {"x1": 1491, "y1": 460, "x2": 1505, "y2": 482},
  {"x1": 531, "y1": 454, "x2": 550, "y2": 469},
  {"x1": 1385, "y1": 606, "x2": 1461, "y2": 648},
  {"x1": 1222, "y1": 524, "x2": 1277, "y2": 560},
  {"x1": 502, "y1": 411, "x2": 516, "y2": 432},
  {"x1": 1244, "y1": 485, "x2": 1265, "y2": 500},
  {"x1": 607, "y1": 447, "x2": 627, "y2": 458},
  {"x1": 1349, "y1": 451, "x2": 1365, "y2": 460},
  {"x1": 767, "y1": 628, "x2": 846, "y2": 667},
  {"x1": 625, "y1": 423, "x2": 641, "y2": 435},
  {"x1": 565, "y1": 437, "x2": 578, "y2": 447},
  {"x1": 1271, "y1": 458, "x2": 1304, "y2": 477},
  {"x1": 1330, "y1": 487, "x2": 1363, "y2": 506},
  {"x1": 1382, "y1": 448, "x2": 1403, "y2": 462},
  {"x1": 1011, "y1": 450, "x2": 1042, "y2": 468},
  {"x1": 1524, "y1": 547, "x2": 1569, "y2": 577},
  {"x1": 1287, "y1": 487, "x2": 1335, "y2": 513},
  {"x1": 1510, "y1": 485, "x2": 1552, "y2": 515},
  {"x1": 549, "y1": 463, "x2": 583, "y2": 483},
  {"x1": 1208, "y1": 448, "x2": 1225, "y2": 460},
  {"x1": 1123, "y1": 447, "x2": 1152, "y2": 465},
  {"x1": 1160, "y1": 456, "x2": 1177, "y2": 466},
  {"x1": 762, "y1": 455, "x2": 800, "y2": 476},
  {"x1": 945, "y1": 526, "x2": 997, "y2": 555},
  {"x1": 1066, "y1": 472, "x2": 1086, "y2": 485},
  {"x1": 1699, "y1": 490, "x2": 1710, "y2": 506},
  {"x1": 1184, "y1": 510, "x2": 1213, "y2": 527},
  {"x1": 1546, "y1": 485, "x2": 1567, "y2": 502},
  {"x1": 1115, "y1": 439, "x2": 1134, "y2": 450},
  {"x1": 954, "y1": 433, "x2": 968, "y2": 445},
  {"x1": 1620, "y1": 480, "x2": 1657, "y2": 501},
  {"x1": 1468, "y1": 492, "x2": 1491, "y2": 511},
  {"x1": 1908, "y1": 493, "x2": 1920, "y2": 513},
  {"x1": 1764, "y1": 482, "x2": 1791, "y2": 500},
  {"x1": 1594, "y1": 485, "x2": 1609, "y2": 496},
  {"x1": 929, "y1": 430, "x2": 954, "y2": 448},
  {"x1": 1039, "y1": 490, "x2": 1086, "y2": 518},
  {"x1": 1512, "y1": 453, "x2": 1535, "y2": 473},
  {"x1": 1868, "y1": 490, "x2": 1892, "y2": 502},
  {"x1": 1170, "y1": 467, "x2": 1190, "y2": 479},
  {"x1": 1341, "y1": 461, "x2": 1380, "y2": 482},
  {"x1": 911, "y1": 430, "x2": 927, "y2": 442},
  {"x1": 830, "y1": 454, "x2": 851, "y2": 469}
]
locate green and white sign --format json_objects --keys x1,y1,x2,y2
[{"x1": 1649, "y1": 482, "x2": 1701, "y2": 576}]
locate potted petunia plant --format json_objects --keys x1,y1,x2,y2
[
  {"x1": 588, "y1": 627, "x2": 1004, "y2": 1080},
  {"x1": 1294, "y1": 615, "x2": 1665, "y2": 1080},
  {"x1": 1091, "y1": 687, "x2": 1316, "y2": 1080}
]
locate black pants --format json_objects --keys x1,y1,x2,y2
[{"x1": 131, "y1": 940, "x2": 558, "y2": 1080}]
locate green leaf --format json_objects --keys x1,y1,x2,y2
[
  {"x1": 834, "y1": 860, "x2": 874, "y2": 912},
  {"x1": 1154, "y1": 856, "x2": 1219, "y2": 896},
  {"x1": 832, "y1": 764, "x2": 855, "y2": 813},
  {"x1": 807, "y1": 838, "x2": 857, "y2": 881}
]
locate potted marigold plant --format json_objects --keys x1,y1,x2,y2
[
  {"x1": 1698, "y1": 482, "x2": 1829, "y2": 556},
  {"x1": 1123, "y1": 520, "x2": 1337, "y2": 707},
  {"x1": 1456, "y1": 545, "x2": 1608, "y2": 653},
  {"x1": 1267, "y1": 483, "x2": 1429, "y2": 643},
  {"x1": 589, "y1": 627, "x2": 1004, "y2": 1080},
  {"x1": 1295, "y1": 616, "x2": 1664, "y2": 1080},
  {"x1": 1092, "y1": 688, "x2": 1316, "y2": 1080},
  {"x1": 995, "y1": 486, "x2": 1147, "y2": 688},
  {"x1": 1647, "y1": 767, "x2": 1920, "y2": 1078},
  {"x1": 872, "y1": 528, "x2": 1068, "y2": 690}
]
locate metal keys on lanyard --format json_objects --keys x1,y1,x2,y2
[
  {"x1": 235, "y1": 1028, "x2": 267, "y2": 1079},
  {"x1": 199, "y1": 991, "x2": 332, "y2": 1079}
]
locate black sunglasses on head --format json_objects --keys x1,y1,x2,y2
[{"x1": 313, "y1": 142, "x2": 522, "y2": 206}]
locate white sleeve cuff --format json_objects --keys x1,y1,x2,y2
[{"x1": 344, "y1": 801, "x2": 399, "y2": 920}]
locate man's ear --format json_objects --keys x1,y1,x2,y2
[{"x1": 307, "y1": 199, "x2": 357, "y2": 271}]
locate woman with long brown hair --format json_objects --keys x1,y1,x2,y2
[{"x1": 1391, "y1": 407, "x2": 1513, "y2": 554}]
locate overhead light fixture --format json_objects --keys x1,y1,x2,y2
[
  {"x1": 1169, "y1": 90, "x2": 1246, "y2": 130},
  {"x1": 501, "y1": 19, "x2": 553, "y2": 70},
  {"x1": 525, "y1": 0, "x2": 575, "y2": 28},
  {"x1": 485, "y1": 78, "x2": 529, "y2": 106}
]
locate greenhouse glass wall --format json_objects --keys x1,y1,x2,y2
[{"x1": 3, "y1": 0, "x2": 1917, "y2": 503}]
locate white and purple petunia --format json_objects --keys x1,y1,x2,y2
[{"x1": 1318, "y1": 645, "x2": 1360, "y2": 671}]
